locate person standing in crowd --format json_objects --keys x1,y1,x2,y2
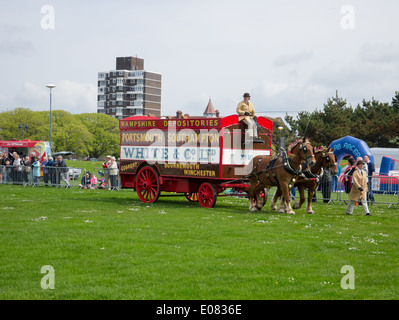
[
  {"x1": 344, "y1": 157, "x2": 356, "y2": 193},
  {"x1": 31, "y1": 157, "x2": 41, "y2": 187},
  {"x1": 3, "y1": 159, "x2": 11, "y2": 184},
  {"x1": 0, "y1": 153, "x2": 11, "y2": 183},
  {"x1": 363, "y1": 155, "x2": 375, "y2": 205},
  {"x1": 109, "y1": 156, "x2": 119, "y2": 190},
  {"x1": 41, "y1": 157, "x2": 49, "y2": 186},
  {"x1": 8, "y1": 149, "x2": 15, "y2": 163},
  {"x1": 356, "y1": 156, "x2": 368, "y2": 176},
  {"x1": 331, "y1": 165, "x2": 341, "y2": 192},
  {"x1": 346, "y1": 159, "x2": 371, "y2": 216},
  {"x1": 13, "y1": 153, "x2": 22, "y2": 185},
  {"x1": 46, "y1": 156, "x2": 56, "y2": 186},
  {"x1": 56, "y1": 156, "x2": 70, "y2": 188},
  {"x1": 321, "y1": 169, "x2": 332, "y2": 203},
  {"x1": 23, "y1": 156, "x2": 31, "y2": 186},
  {"x1": 0, "y1": 153, "x2": 4, "y2": 183},
  {"x1": 103, "y1": 155, "x2": 112, "y2": 189}
]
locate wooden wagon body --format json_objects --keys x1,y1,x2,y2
[{"x1": 119, "y1": 114, "x2": 273, "y2": 207}]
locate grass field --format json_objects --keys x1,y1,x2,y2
[
  {"x1": 65, "y1": 160, "x2": 104, "y2": 173},
  {"x1": 0, "y1": 183, "x2": 398, "y2": 300}
]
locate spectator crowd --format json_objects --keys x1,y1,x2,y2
[{"x1": 0, "y1": 151, "x2": 119, "y2": 190}]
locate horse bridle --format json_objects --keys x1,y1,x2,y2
[
  {"x1": 302, "y1": 150, "x2": 333, "y2": 181},
  {"x1": 323, "y1": 151, "x2": 338, "y2": 170},
  {"x1": 300, "y1": 142, "x2": 315, "y2": 164}
]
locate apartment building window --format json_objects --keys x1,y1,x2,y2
[{"x1": 98, "y1": 57, "x2": 161, "y2": 119}]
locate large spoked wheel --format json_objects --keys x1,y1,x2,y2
[
  {"x1": 136, "y1": 166, "x2": 161, "y2": 203},
  {"x1": 185, "y1": 193, "x2": 198, "y2": 202},
  {"x1": 198, "y1": 183, "x2": 217, "y2": 208}
]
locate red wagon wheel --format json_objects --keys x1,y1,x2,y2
[
  {"x1": 198, "y1": 182, "x2": 217, "y2": 208},
  {"x1": 185, "y1": 193, "x2": 198, "y2": 202},
  {"x1": 136, "y1": 166, "x2": 161, "y2": 203}
]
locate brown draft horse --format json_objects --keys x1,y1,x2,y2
[
  {"x1": 271, "y1": 146, "x2": 338, "y2": 214},
  {"x1": 246, "y1": 137, "x2": 315, "y2": 213}
]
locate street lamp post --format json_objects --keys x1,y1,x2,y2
[
  {"x1": 19, "y1": 123, "x2": 28, "y2": 139},
  {"x1": 46, "y1": 84, "x2": 56, "y2": 154},
  {"x1": 278, "y1": 126, "x2": 285, "y2": 150}
]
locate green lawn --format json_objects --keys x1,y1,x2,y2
[
  {"x1": 0, "y1": 184, "x2": 398, "y2": 300},
  {"x1": 65, "y1": 160, "x2": 104, "y2": 173}
]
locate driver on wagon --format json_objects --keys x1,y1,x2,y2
[{"x1": 236, "y1": 93, "x2": 262, "y2": 143}]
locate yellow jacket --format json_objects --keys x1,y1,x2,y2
[
  {"x1": 236, "y1": 100, "x2": 257, "y2": 122},
  {"x1": 349, "y1": 169, "x2": 368, "y2": 201}
]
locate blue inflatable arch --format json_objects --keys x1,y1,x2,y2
[{"x1": 329, "y1": 136, "x2": 374, "y2": 164}]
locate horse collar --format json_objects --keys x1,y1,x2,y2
[{"x1": 281, "y1": 149, "x2": 302, "y2": 176}]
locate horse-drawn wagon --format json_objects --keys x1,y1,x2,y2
[{"x1": 119, "y1": 114, "x2": 273, "y2": 208}]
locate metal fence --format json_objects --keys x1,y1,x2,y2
[
  {"x1": 290, "y1": 173, "x2": 399, "y2": 207},
  {"x1": 0, "y1": 165, "x2": 120, "y2": 190},
  {"x1": 1, "y1": 165, "x2": 398, "y2": 206}
]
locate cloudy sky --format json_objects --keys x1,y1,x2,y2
[{"x1": 0, "y1": 0, "x2": 398, "y2": 119}]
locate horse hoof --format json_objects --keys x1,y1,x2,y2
[
  {"x1": 277, "y1": 209, "x2": 285, "y2": 214},
  {"x1": 306, "y1": 211, "x2": 314, "y2": 214},
  {"x1": 287, "y1": 211, "x2": 296, "y2": 215}
]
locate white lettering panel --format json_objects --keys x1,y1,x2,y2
[
  {"x1": 121, "y1": 146, "x2": 220, "y2": 164},
  {"x1": 222, "y1": 149, "x2": 271, "y2": 166}
]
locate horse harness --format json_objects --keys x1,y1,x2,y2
[
  {"x1": 251, "y1": 142, "x2": 311, "y2": 187},
  {"x1": 300, "y1": 150, "x2": 336, "y2": 184}
]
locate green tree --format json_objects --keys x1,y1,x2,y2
[
  {"x1": 0, "y1": 108, "x2": 35, "y2": 140},
  {"x1": 352, "y1": 99, "x2": 393, "y2": 147},
  {"x1": 51, "y1": 111, "x2": 92, "y2": 156},
  {"x1": 77, "y1": 113, "x2": 119, "y2": 158},
  {"x1": 285, "y1": 95, "x2": 353, "y2": 147},
  {"x1": 389, "y1": 91, "x2": 399, "y2": 147}
]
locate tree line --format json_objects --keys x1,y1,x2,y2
[
  {"x1": 272, "y1": 91, "x2": 399, "y2": 149},
  {"x1": 0, "y1": 108, "x2": 119, "y2": 159}
]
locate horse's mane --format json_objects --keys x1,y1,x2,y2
[
  {"x1": 314, "y1": 146, "x2": 327, "y2": 154},
  {"x1": 288, "y1": 138, "x2": 304, "y2": 153}
]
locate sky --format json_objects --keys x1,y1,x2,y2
[{"x1": 0, "y1": 0, "x2": 398, "y2": 120}]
